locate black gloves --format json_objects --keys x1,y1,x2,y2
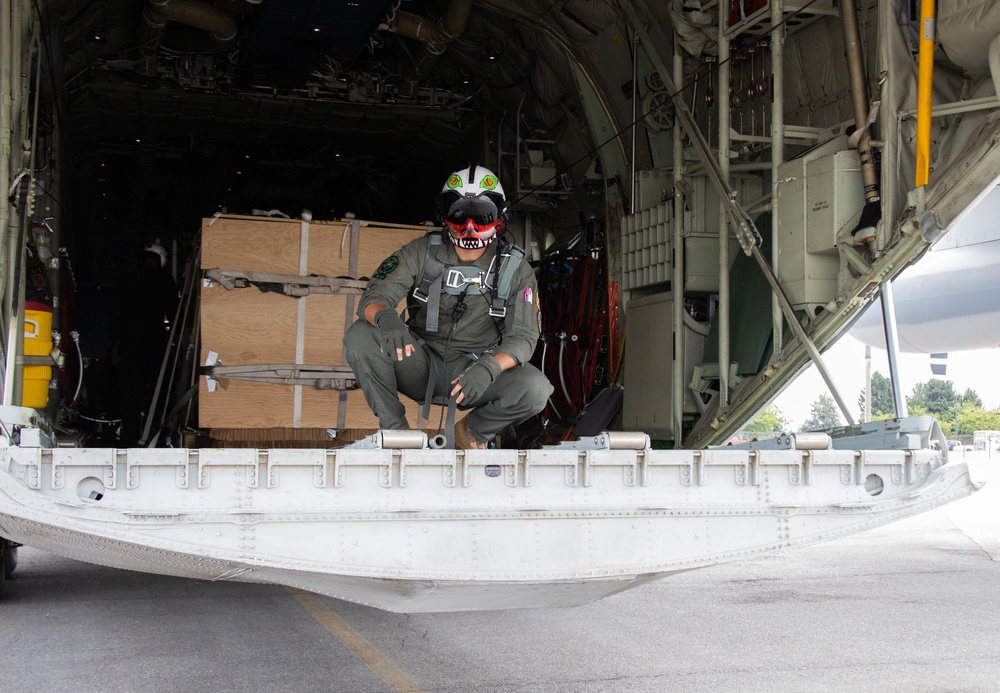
[
  {"x1": 453, "y1": 355, "x2": 502, "y2": 404},
  {"x1": 374, "y1": 307, "x2": 414, "y2": 359}
]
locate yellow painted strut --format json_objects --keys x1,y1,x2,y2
[{"x1": 915, "y1": 0, "x2": 936, "y2": 187}]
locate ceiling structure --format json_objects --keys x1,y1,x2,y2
[{"x1": 44, "y1": 0, "x2": 643, "y2": 287}]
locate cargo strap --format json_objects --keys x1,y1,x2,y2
[
  {"x1": 16, "y1": 355, "x2": 58, "y2": 366},
  {"x1": 205, "y1": 269, "x2": 368, "y2": 297},
  {"x1": 203, "y1": 364, "x2": 357, "y2": 390}
]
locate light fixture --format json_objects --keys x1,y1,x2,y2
[{"x1": 479, "y1": 41, "x2": 502, "y2": 63}]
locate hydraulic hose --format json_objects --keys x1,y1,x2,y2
[
  {"x1": 70, "y1": 331, "x2": 83, "y2": 405},
  {"x1": 558, "y1": 334, "x2": 577, "y2": 410},
  {"x1": 540, "y1": 336, "x2": 560, "y2": 420}
]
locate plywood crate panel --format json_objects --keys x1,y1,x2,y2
[{"x1": 199, "y1": 214, "x2": 442, "y2": 430}]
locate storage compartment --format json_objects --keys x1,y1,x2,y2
[
  {"x1": 775, "y1": 147, "x2": 863, "y2": 313},
  {"x1": 621, "y1": 291, "x2": 704, "y2": 439}
]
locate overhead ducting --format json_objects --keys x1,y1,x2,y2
[
  {"x1": 137, "y1": 0, "x2": 240, "y2": 76},
  {"x1": 385, "y1": 0, "x2": 472, "y2": 96}
]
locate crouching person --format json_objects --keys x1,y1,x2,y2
[{"x1": 343, "y1": 165, "x2": 552, "y2": 449}]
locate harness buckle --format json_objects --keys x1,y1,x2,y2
[
  {"x1": 445, "y1": 268, "x2": 466, "y2": 289},
  {"x1": 446, "y1": 268, "x2": 487, "y2": 290}
]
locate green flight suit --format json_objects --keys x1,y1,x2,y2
[{"x1": 343, "y1": 234, "x2": 552, "y2": 442}]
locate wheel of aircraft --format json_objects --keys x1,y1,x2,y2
[
  {"x1": 3, "y1": 542, "x2": 16, "y2": 580},
  {"x1": 0, "y1": 542, "x2": 7, "y2": 596}
]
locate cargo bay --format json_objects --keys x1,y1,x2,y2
[{"x1": 0, "y1": 1, "x2": 996, "y2": 609}]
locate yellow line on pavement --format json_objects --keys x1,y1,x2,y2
[{"x1": 287, "y1": 588, "x2": 428, "y2": 693}]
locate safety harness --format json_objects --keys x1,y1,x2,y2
[{"x1": 409, "y1": 231, "x2": 525, "y2": 334}]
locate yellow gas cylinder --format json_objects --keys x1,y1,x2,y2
[{"x1": 21, "y1": 301, "x2": 53, "y2": 408}]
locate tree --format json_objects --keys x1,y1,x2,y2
[
  {"x1": 955, "y1": 403, "x2": 1000, "y2": 439},
  {"x1": 858, "y1": 371, "x2": 895, "y2": 420},
  {"x1": 802, "y1": 393, "x2": 843, "y2": 431},
  {"x1": 743, "y1": 404, "x2": 790, "y2": 437},
  {"x1": 959, "y1": 388, "x2": 983, "y2": 408},
  {"x1": 906, "y1": 380, "x2": 987, "y2": 435},
  {"x1": 907, "y1": 379, "x2": 959, "y2": 417}
]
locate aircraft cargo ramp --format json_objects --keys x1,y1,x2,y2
[{"x1": 0, "y1": 410, "x2": 981, "y2": 612}]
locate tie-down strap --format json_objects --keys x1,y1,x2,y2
[
  {"x1": 205, "y1": 269, "x2": 369, "y2": 297},
  {"x1": 202, "y1": 364, "x2": 357, "y2": 390}
]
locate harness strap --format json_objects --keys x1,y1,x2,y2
[
  {"x1": 412, "y1": 233, "x2": 445, "y2": 303},
  {"x1": 412, "y1": 233, "x2": 445, "y2": 332},
  {"x1": 422, "y1": 273, "x2": 444, "y2": 333},
  {"x1": 490, "y1": 244, "x2": 524, "y2": 324}
]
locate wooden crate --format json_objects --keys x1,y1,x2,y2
[{"x1": 198, "y1": 214, "x2": 451, "y2": 430}]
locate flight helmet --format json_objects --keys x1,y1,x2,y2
[{"x1": 437, "y1": 164, "x2": 508, "y2": 250}]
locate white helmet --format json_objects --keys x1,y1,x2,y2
[
  {"x1": 437, "y1": 165, "x2": 509, "y2": 250},
  {"x1": 144, "y1": 242, "x2": 167, "y2": 268}
]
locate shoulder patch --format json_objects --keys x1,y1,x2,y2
[{"x1": 372, "y1": 255, "x2": 399, "y2": 280}]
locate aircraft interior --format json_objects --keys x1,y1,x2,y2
[{"x1": 3, "y1": 0, "x2": 1000, "y2": 449}]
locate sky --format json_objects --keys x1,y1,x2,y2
[{"x1": 772, "y1": 336, "x2": 1000, "y2": 430}]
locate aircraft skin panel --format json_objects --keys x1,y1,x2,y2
[
  {"x1": 0, "y1": 426, "x2": 981, "y2": 612},
  {"x1": 851, "y1": 187, "x2": 1000, "y2": 353},
  {"x1": 850, "y1": 238, "x2": 1000, "y2": 352}
]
